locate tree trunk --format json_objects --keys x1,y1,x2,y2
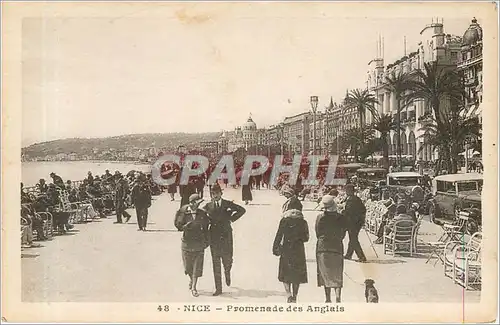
[
  {"x1": 396, "y1": 100, "x2": 402, "y2": 171},
  {"x1": 382, "y1": 135, "x2": 389, "y2": 170}
]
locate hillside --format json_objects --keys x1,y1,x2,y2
[{"x1": 21, "y1": 132, "x2": 220, "y2": 158}]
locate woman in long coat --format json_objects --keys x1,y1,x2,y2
[
  {"x1": 241, "y1": 171, "x2": 253, "y2": 205},
  {"x1": 273, "y1": 209, "x2": 309, "y2": 303},
  {"x1": 315, "y1": 195, "x2": 348, "y2": 303},
  {"x1": 174, "y1": 194, "x2": 210, "y2": 297}
]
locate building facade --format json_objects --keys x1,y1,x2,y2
[
  {"x1": 283, "y1": 112, "x2": 311, "y2": 154},
  {"x1": 200, "y1": 141, "x2": 219, "y2": 154},
  {"x1": 457, "y1": 18, "x2": 483, "y2": 123},
  {"x1": 219, "y1": 115, "x2": 261, "y2": 153},
  {"x1": 366, "y1": 19, "x2": 462, "y2": 162}
]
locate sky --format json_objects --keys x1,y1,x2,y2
[{"x1": 21, "y1": 5, "x2": 478, "y2": 147}]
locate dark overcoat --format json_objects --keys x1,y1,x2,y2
[
  {"x1": 203, "y1": 199, "x2": 246, "y2": 255},
  {"x1": 273, "y1": 215, "x2": 309, "y2": 284}
]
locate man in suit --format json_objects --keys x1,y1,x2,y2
[
  {"x1": 131, "y1": 174, "x2": 152, "y2": 231},
  {"x1": 203, "y1": 186, "x2": 246, "y2": 296},
  {"x1": 114, "y1": 173, "x2": 132, "y2": 224},
  {"x1": 343, "y1": 184, "x2": 367, "y2": 263}
]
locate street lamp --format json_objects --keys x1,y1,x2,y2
[{"x1": 310, "y1": 96, "x2": 318, "y2": 155}]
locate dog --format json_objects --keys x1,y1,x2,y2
[{"x1": 364, "y1": 279, "x2": 379, "y2": 303}]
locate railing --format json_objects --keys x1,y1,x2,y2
[{"x1": 457, "y1": 55, "x2": 482, "y2": 68}]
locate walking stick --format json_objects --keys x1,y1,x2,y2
[{"x1": 363, "y1": 226, "x2": 379, "y2": 258}]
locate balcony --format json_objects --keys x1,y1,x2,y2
[{"x1": 457, "y1": 54, "x2": 482, "y2": 69}]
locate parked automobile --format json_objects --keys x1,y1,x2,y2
[
  {"x1": 356, "y1": 167, "x2": 387, "y2": 200},
  {"x1": 383, "y1": 172, "x2": 426, "y2": 206},
  {"x1": 427, "y1": 173, "x2": 482, "y2": 233},
  {"x1": 336, "y1": 163, "x2": 367, "y2": 180}
]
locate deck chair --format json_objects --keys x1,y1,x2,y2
[
  {"x1": 383, "y1": 220, "x2": 415, "y2": 256},
  {"x1": 443, "y1": 232, "x2": 482, "y2": 290},
  {"x1": 425, "y1": 213, "x2": 469, "y2": 266},
  {"x1": 60, "y1": 196, "x2": 87, "y2": 223},
  {"x1": 36, "y1": 212, "x2": 54, "y2": 239}
]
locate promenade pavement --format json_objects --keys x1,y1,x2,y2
[{"x1": 22, "y1": 187, "x2": 481, "y2": 303}]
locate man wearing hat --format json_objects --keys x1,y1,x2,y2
[
  {"x1": 131, "y1": 173, "x2": 152, "y2": 231},
  {"x1": 175, "y1": 194, "x2": 210, "y2": 297},
  {"x1": 203, "y1": 186, "x2": 246, "y2": 296},
  {"x1": 114, "y1": 172, "x2": 131, "y2": 224},
  {"x1": 343, "y1": 184, "x2": 367, "y2": 263},
  {"x1": 50, "y1": 172, "x2": 65, "y2": 190},
  {"x1": 282, "y1": 186, "x2": 303, "y2": 213}
]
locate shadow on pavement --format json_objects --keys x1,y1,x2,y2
[
  {"x1": 229, "y1": 287, "x2": 287, "y2": 299},
  {"x1": 54, "y1": 231, "x2": 79, "y2": 237},
  {"x1": 365, "y1": 258, "x2": 406, "y2": 264},
  {"x1": 144, "y1": 229, "x2": 179, "y2": 232},
  {"x1": 27, "y1": 244, "x2": 46, "y2": 249},
  {"x1": 124, "y1": 222, "x2": 157, "y2": 225},
  {"x1": 21, "y1": 253, "x2": 40, "y2": 259}
]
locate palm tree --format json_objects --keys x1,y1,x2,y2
[
  {"x1": 370, "y1": 113, "x2": 398, "y2": 170},
  {"x1": 406, "y1": 61, "x2": 470, "y2": 173},
  {"x1": 344, "y1": 89, "x2": 378, "y2": 131},
  {"x1": 418, "y1": 104, "x2": 481, "y2": 174},
  {"x1": 406, "y1": 62, "x2": 464, "y2": 128},
  {"x1": 383, "y1": 70, "x2": 414, "y2": 170},
  {"x1": 340, "y1": 127, "x2": 375, "y2": 162}
]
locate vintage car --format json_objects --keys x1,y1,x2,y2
[
  {"x1": 336, "y1": 163, "x2": 367, "y2": 180},
  {"x1": 356, "y1": 167, "x2": 387, "y2": 200},
  {"x1": 382, "y1": 172, "x2": 425, "y2": 203},
  {"x1": 427, "y1": 173, "x2": 482, "y2": 231},
  {"x1": 357, "y1": 168, "x2": 387, "y2": 185}
]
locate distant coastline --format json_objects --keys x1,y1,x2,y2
[
  {"x1": 22, "y1": 160, "x2": 153, "y2": 186},
  {"x1": 23, "y1": 160, "x2": 152, "y2": 165}
]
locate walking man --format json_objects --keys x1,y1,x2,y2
[
  {"x1": 203, "y1": 186, "x2": 246, "y2": 296},
  {"x1": 131, "y1": 174, "x2": 152, "y2": 231},
  {"x1": 114, "y1": 173, "x2": 131, "y2": 224},
  {"x1": 343, "y1": 184, "x2": 367, "y2": 263}
]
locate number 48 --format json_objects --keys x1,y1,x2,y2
[{"x1": 157, "y1": 305, "x2": 170, "y2": 312}]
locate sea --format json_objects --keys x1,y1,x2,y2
[{"x1": 22, "y1": 161, "x2": 152, "y2": 186}]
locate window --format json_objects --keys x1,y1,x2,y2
[
  {"x1": 457, "y1": 181, "x2": 479, "y2": 192},
  {"x1": 451, "y1": 52, "x2": 457, "y2": 60},
  {"x1": 436, "y1": 180, "x2": 455, "y2": 193}
]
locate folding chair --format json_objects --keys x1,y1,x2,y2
[{"x1": 425, "y1": 213, "x2": 468, "y2": 266}]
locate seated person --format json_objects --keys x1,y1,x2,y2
[
  {"x1": 68, "y1": 189, "x2": 79, "y2": 203},
  {"x1": 407, "y1": 203, "x2": 419, "y2": 223},
  {"x1": 374, "y1": 200, "x2": 397, "y2": 244},
  {"x1": 21, "y1": 205, "x2": 47, "y2": 242},
  {"x1": 384, "y1": 204, "x2": 416, "y2": 236}
]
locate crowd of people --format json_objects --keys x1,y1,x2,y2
[
  {"x1": 171, "y1": 176, "x2": 375, "y2": 303},
  {"x1": 20, "y1": 169, "x2": 163, "y2": 248},
  {"x1": 22, "y1": 159, "x2": 428, "y2": 303}
]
